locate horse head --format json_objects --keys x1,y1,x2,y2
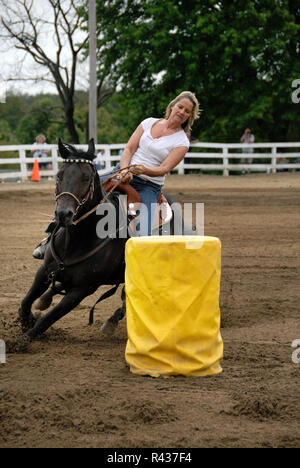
[{"x1": 55, "y1": 139, "x2": 99, "y2": 227}]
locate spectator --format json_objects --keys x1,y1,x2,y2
[
  {"x1": 96, "y1": 149, "x2": 106, "y2": 171},
  {"x1": 240, "y1": 128, "x2": 254, "y2": 174},
  {"x1": 31, "y1": 134, "x2": 53, "y2": 180},
  {"x1": 31, "y1": 134, "x2": 51, "y2": 166},
  {"x1": 277, "y1": 156, "x2": 288, "y2": 172}
]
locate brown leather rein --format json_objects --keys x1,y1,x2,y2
[{"x1": 72, "y1": 165, "x2": 135, "y2": 225}]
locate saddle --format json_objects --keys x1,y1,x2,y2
[{"x1": 102, "y1": 179, "x2": 173, "y2": 231}]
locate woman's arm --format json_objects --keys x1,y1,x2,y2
[
  {"x1": 118, "y1": 124, "x2": 144, "y2": 182},
  {"x1": 131, "y1": 146, "x2": 188, "y2": 178}
]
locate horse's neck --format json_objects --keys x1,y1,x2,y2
[{"x1": 76, "y1": 178, "x2": 103, "y2": 229}]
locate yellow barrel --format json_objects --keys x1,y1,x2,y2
[{"x1": 125, "y1": 236, "x2": 223, "y2": 377}]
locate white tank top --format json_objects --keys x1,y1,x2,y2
[{"x1": 130, "y1": 117, "x2": 190, "y2": 185}]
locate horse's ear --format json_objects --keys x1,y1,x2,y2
[
  {"x1": 58, "y1": 138, "x2": 70, "y2": 159},
  {"x1": 58, "y1": 139, "x2": 78, "y2": 159},
  {"x1": 87, "y1": 138, "x2": 96, "y2": 159}
]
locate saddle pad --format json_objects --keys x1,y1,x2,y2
[
  {"x1": 125, "y1": 236, "x2": 223, "y2": 377},
  {"x1": 102, "y1": 179, "x2": 141, "y2": 207}
]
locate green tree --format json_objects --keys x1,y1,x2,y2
[
  {"x1": 0, "y1": 92, "x2": 32, "y2": 136},
  {"x1": 97, "y1": 93, "x2": 135, "y2": 143},
  {"x1": 0, "y1": 119, "x2": 13, "y2": 144},
  {"x1": 0, "y1": 0, "x2": 89, "y2": 144},
  {"x1": 0, "y1": 90, "x2": 133, "y2": 145},
  {"x1": 15, "y1": 96, "x2": 63, "y2": 143},
  {"x1": 81, "y1": 0, "x2": 300, "y2": 142}
]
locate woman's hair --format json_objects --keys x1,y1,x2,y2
[{"x1": 165, "y1": 91, "x2": 201, "y2": 133}]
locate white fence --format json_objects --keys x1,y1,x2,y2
[{"x1": 0, "y1": 142, "x2": 300, "y2": 181}]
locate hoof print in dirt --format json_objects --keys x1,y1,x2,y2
[
  {"x1": 100, "y1": 320, "x2": 117, "y2": 335},
  {"x1": 224, "y1": 395, "x2": 287, "y2": 422},
  {"x1": 6, "y1": 335, "x2": 31, "y2": 354}
]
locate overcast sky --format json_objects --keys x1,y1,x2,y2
[{"x1": 0, "y1": 0, "x2": 89, "y2": 97}]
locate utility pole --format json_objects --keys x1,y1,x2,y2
[{"x1": 89, "y1": 0, "x2": 97, "y2": 144}]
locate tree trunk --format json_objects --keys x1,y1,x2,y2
[{"x1": 65, "y1": 103, "x2": 79, "y2": 144}]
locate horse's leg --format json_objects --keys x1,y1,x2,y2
[
  {"x1": 101, "y1": 286, "x2": 126, "y2": 335},
  {"x1": 18, "y1": 265, "x2": 51, "y2": 330},
  {"x1": 34, "y1": 283, "x2": 64, "y2": 311},
  {"x1": 23, "y1": 287, "x2": 93, "y2": 340}
]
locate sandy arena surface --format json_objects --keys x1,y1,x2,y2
[{"x1": 0, "y1": 172, "x2": 299, "y2": 448}]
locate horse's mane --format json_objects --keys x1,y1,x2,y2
[
  {"x1": 63, "y1": 143, "x2": 96, "y2": 161},
  {"x1": 59, "y1": 140, "x2": 96, "y2": 162}
]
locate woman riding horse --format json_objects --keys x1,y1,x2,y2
[
  {"x1": 33, "y1": 91, "x2": 200, "y2": 258},
  {"x1": 16, "y1": 91, "x2": 200, "y2": 342}
]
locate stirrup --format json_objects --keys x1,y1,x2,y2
[{"x1": 32, "y1": 237, "x2": 49, "y2": 260}]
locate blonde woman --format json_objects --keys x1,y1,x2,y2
[{"x1": 118, "y1": 91, "x2": 200, "y2": 235}]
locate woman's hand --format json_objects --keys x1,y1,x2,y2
[
  {"x1": 117, "y1": 168, "x2": 133, "y2": 183},
  {"x1": 117, "y1": 164, "x2": 146, "y2": 183},
  {"x1": 130, "y1": 164, "x2": 147, "y2": 176}
]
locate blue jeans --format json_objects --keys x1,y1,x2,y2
[
  {"x1": 100, "y1": 164, "x2": 162, "y2": 236},
  {"x1": 130, "y1": 176, "x2": 162, "y2": 236}
]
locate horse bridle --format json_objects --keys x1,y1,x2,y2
[
  {"x1": 55, "y1": 158, "x2": 137, "y2": 225},
  {"x1": 55, "y1": 158, "x2": 97, "y2": 219}
]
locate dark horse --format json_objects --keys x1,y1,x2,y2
[
  {"x1": 18, "y1": 139, "x2": 183, "y2": 341},
  {"x1": 18, "y1": 139, "x2": 129, "y2": 340}
]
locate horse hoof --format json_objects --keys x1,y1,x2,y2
[
  {"x1": 100, "y1": 320, "x2": 117, "y2": 335},
  {"x1": 34, "y1": 295, "x2": 52, "y2": 311},
  {"x1": 32, "y1": 310, "x2": 42, "y2": 319},
  {"x1": 18, "y1": 309, "x2": 38, "y2": 332}
]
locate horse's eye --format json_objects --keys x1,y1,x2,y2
[{"x1": 82, "y1": 174, "x2": 90, "y2": 182}]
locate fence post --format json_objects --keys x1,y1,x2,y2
[
  {"x1": 178, "y1": 158, "x2": 184, "y2": 175},
  {"x1": 52, "y1": 147, "x2": 58, "y2": 176},
  {"x1": 105, "y1": 147, "x2": 112, "y2": 171},
  {"x1": 19, "y1": 149, "x2": 27, "y2": 181},
  {"x1": 271, "y1": 146, "x2": 277, "y2": 174},
  {"x1": 223, "y1": 146, "x2": 229, "y2": 176}
]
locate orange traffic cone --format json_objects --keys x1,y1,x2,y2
[{"x1": 31, "y1": 159, "x2": 40, "y2": 182}]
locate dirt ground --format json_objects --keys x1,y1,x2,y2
[{"x1": 0, "y1": 172, "x2": 299, "y2": 449}]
